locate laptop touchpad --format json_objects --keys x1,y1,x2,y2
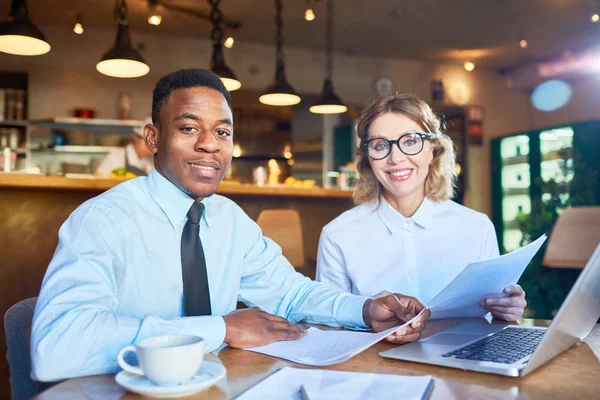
[{"x1": 422, "y1": 333, "x2": 481, "y2": 346}]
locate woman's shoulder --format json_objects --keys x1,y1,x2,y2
[
  {"x1": 322, "y1": 202, "x2": 379, "y2": 237},
  {"x1": 434, "y1": 200, "x2": 493, "y2": 228}
]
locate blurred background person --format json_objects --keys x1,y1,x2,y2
[{"x1": 96, "y1": 117, "x2": 154, "y2": 177}]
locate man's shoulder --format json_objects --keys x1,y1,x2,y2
[
  {"x1": 75, "y1": 177, "x2": 150, "y2": 218},
  {"x1": 323, "y1": 202, "x2": 378, "y2": 237}
]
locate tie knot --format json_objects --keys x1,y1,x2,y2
[{"x1": 187, "y1": 202, "x2": 205, "y2": 225}]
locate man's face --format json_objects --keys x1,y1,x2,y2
[{"x1": 145, "y1": 87, "x2": 233, "y2": 200}]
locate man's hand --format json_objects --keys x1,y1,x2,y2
[
  {"x1": 223, "y1": 307, "x2": 306, "y2": 348},
  {"x1": 363, "y1": 294, "x2": 430, "y2": 344},
  {"x1": 481, "y1": 284, "x2": 527, "y2": 322}
]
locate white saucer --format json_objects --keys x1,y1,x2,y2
[{"x1": 115, "y1": 360, "x2": 226, "y2": 398}]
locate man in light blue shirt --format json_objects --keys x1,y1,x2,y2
[{"x1": 31, "y1": 69, "x2": 430, "y2": 382}]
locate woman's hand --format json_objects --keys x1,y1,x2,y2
[{"x1": 481, "y1": 284, "x2": 527, "y2": 322}]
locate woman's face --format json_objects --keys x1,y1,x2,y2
[{"x1": 366, "y1": 112, "x2": 434, "y2": 202}]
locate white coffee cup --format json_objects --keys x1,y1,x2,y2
[{"x1": 117, "y1": 335, "x2": 205, "y2": 386}]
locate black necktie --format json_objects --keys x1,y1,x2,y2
[{"x1": 181, "y1": 202, "x2": 212, "y2": 316}]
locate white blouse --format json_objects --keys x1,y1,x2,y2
[{"x1": 316, "y1": 197, "x2": 500, "y2": 305}]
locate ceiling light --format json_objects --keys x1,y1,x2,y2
[
  {"x1": 224, "y1": 36, "x2": 234, "y2": 48},
  {"x1": 0, "y1": 0, "x2": 51, "y2": 56},
  {"x1": 519, "y1": 39, "x2": 528, "y2": 49},
  {"x1": 260, "y1": 0, "x2": 301, "y2": 106},
  {"x1": 97, "y1": 0, "x2": 150, "y2": 78},
  {"x1": 592, "y1": 13, "x2": 600, "y2": 23},
  {"x1": 208, "y1": 0, "x2": 241, "y2": 91},
  {"x1": 305, "y1": 8, "x2": 315, "y2": 21},
  {"x1": 310, "y1": 0, "x2": 346, "y2": 114},
  {"x1": 148, "y1": 14, "x2": 162, "y2": 26},
  {"x1": 148, "y1": 0, "x2": 162, "y2": 26},
  {"x1": 73, "y1": 13, "x2": 84, "y2": 35},
  {"x1": 464, "y1": 61, "x2": 475, "y2": 72}
]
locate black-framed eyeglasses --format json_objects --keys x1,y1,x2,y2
[{"x1": 363, "y1": 131, "x2": 433, "y2": 160}]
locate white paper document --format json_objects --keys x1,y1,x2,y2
[
  {"x1": 235, "y1": 367, "x2": 434, "y2": 400},
  {"x1": 427, "y1": 234, "x2": 547, "y2": 319},
  {"x1": 246, "y1": 309, "x2": 425, "y2": 366}
]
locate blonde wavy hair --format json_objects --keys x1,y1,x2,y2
[{"x1": 353, "y1": 93, "x2": 456, "y2": 205}]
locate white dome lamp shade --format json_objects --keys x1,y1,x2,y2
[
  {"x1": 0, "y1": 0, "x2": 51, "y2": 56},
  {"x1": 96, "y1": 1, "x2": 149, "y2": 79}
]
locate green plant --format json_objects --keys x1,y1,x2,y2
[{"x1": 517, "y1": 148, "x2": 598, "y2": 319}]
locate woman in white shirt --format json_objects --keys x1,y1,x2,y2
[{"x1": 316, "y1": 93, "x2": 526, "y2": 323}]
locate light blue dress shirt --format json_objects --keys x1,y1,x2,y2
[
  {"x1": 317, "y1": 197, "x2": 500, "y2": 304},
  {"x1": 31, "y1": 169, "x2": 369, "y2": 382}
]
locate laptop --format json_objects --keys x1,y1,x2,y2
[{"x1": 380, "y1": 242, "x2": 600, "y2": 377}]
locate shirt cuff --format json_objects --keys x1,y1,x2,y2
[
  {"x1": 336, "y1": 294, "x2": 372, "y2": 330},
  {"x1": 179, "y1": 316, "x2": 227, "y2": 353}
]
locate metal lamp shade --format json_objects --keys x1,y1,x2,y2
[
  {"x1": 310, "y1": 79, "x2": 347, "y2": 114},
  {"x1": 96, "y1": 24, "x2": 149, "y2": 78},
  {"x1": 0, "y1": 0, "x2": 50, "y2": 56}
]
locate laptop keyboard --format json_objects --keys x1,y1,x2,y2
[{"x1": 441, "y1": 327, "x2": 546, "y2": 364}]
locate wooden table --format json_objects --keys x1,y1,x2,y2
[{"x1": 34, "y1": 319, "x2": 600, "y2": 400}]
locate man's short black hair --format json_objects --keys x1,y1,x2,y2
[{"x1": 151, "y1": 68, "x2": 232, "y2": 125}]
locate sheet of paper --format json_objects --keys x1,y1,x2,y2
[
  {"x1": 235, "y1": 367, "x2": 433, "y2": 400},
  {"x1": 245, "y1": 309, "x2": 425, "y2": 366},
  {"x1": 427, "y1": 234, "x2": 547, "y2": 319}
]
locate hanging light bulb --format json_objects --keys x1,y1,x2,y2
[
  {"x1": 73, "y1": 13, "x2": 84, "y2": 34},
  {"x1": 97, "y1": 0, "x2": 150, "y2": 78},
  {"x1": 519, "y1": 39, "x2": 528, "y2": 49},
  {"x1": 0, "y1": 0, "x2": 51, "y2": 56},
  {"x1": 464, "y1": 61, "x2": 475, "y2": 72},
  {"x1": 310, "y1": 0, "x2": 346, "y2": 114},
  {"x1": 207, "y1": 0, "x2": 241, "y2": 91},
  {"x1": 147, "y1": 0, "x2": 162, "y2": 26},
  {"x1": 305, "y1": 8, "x2": 315, "y2": 21},
  {"x1": 260, "y1": 0, "x2": 301, "y2": 106},
  {"x1": 592, "y1": 13, "x2": 600, "y2": 23},
  {"x1": 224, "y1": 35, "x2": 234, "y2": 48}
]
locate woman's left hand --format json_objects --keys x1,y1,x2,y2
[{"x1": 481, "y1": 284, "x2": 527, "y2": 322}]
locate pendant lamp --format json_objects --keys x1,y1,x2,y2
[
  {"x1": 259, "y1": 0, "x2": 300, "y2": 106},
  {"x1": 310, "y1": 0, "x2": 346, "y2": 114},
  {"x1": 207, "y1": 0, "x2": 241, "y2": 91},
  {"x1": 96, "y1": 0, "x2": 150, "y2": 78},
  {"x1": 0, "y1": 0, "x2": 50, "y2": 56}
]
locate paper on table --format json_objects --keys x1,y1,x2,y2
[
  {"x1": 245, "y1": 308, "x2": 426, "y2": 366},
  {"x1": 234, "y1": 367, "x2": 434, "y2": 400},
  {"x1": 427, "y1": 234, "x2": 547, "y2": 319}
]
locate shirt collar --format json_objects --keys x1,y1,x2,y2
[
  {"x1": 377, "y1": 196, "x2": 435, "y2": 235},
  {"x1": 146, "y1": 169, "x2": 212, "y2": 229}
]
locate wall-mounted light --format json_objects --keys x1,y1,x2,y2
[
  {"x1": 97, "y1": 0, "x2": 150, "y2": 78},
  {"x1": 260, "y1": 0, "x2": 301, "y2": 106},
  {"x1": 148, "y1": 0, "x2": 162, "y2": 26},
  {"x1": 224, "y1": 35, "x2": 234, "y2": 48},
  {"x1": 0, "y1": 0, "x2": 51, "y2": 56},
  {"x1": 464, "y1": 61, "x2": 475, "y2": 72},
  {"x1": 73, "y1": 12, "x2": 84, "y2": 34},
  {"x1": 233, "y1": 143, "x2": 242, "y2": 157}
]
